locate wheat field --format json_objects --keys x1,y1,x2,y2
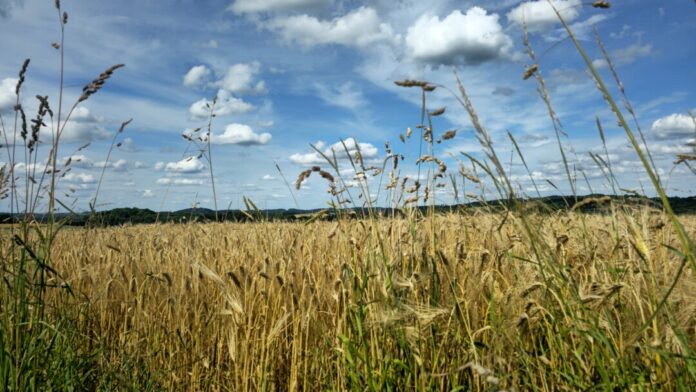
[
  {"x1": 2, "y1": 1, "x2": 696, "y2": 390},
  {"x1": 2, "y1": 207, "x2": 692, "y2": 390}
]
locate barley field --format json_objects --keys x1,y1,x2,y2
[{"x1": 2, "y1": 207, "x2": 694, "y2": 390}]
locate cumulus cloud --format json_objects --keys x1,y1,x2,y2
[
  {"x1": 62, "y1": 155, "x2": 145, "y2": 173},
  {"x1": 156, "y1": 178, "x2": 204, "y2": 186},
  {"x1": 189, "y1": 90, "x2": 255, "y2": 119},
  {"x1": 405, "y1": 7, "x2": 512, "y2": 65},
  {"x1": 55, "y1": 107, "x2": 111, "y2": 143},
  {"x1": 156, "y1": 158, "x2": 205, "y2": 173},
  {"x1": 592, "y1": 43, "x2": 653, "y2": 69},
  {"x1": 289, "y1": 137, "x2": 378, "y2": 165},
  {"x1": 651, "y1": 113, "x2": 696, "y2": 139},
  {"x1": 230, "y1": 0, "x2": 331, "y2": 14},
  {"x1": 262, "y1": 174, "x2": 276, "y2": 180},
  {"x1": 507, "y1": 0, "x2": 581, "y2": 32},
  {"x1": 315, "y1": 82, "x2": 366, "y2": 111},
  {"x1": 62, "y1": 172, "x2": 97, "y2": 184},
  {"x1": 142, "y1": 189, "x2": 155, "y2": 198},
  {"x1": 95, "y1": 159, "x2": 147, "y2": 172},
  {"x1": 119, "y1": 137, "x2": 140, "y2": 152},
  {"x1": 267, "y1": 7, "x2": 398, "y2": 48},
  {"x1": 0, "y1": 78, "x2": 16, "y2": 111},
  {"x1": 12, "y1": 162, "x2": 47, "y2": 174},
  {"x1": 183, "y1": 65, "x2": 212, "y2": 88},
  {"x1": 211, "y1": 123, "x2": 272, "y2": 146},
  {"x1": 213, "y1": 62, "x2": 266, "y2": 95}
]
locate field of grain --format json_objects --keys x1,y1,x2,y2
[
  {"x1": 3, "y1": 208, "x2": 694, "y2": 390},
  {"x1": 2, "y1": 2, "x2": 695, "y2": 390}
]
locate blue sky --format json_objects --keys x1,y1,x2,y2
[{"x1": 0, "y1": 0, "x2": 694, "y2": 212}]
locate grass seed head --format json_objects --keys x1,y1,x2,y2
[{"x1": 523, "y1": 64, "x2": 538, "y2": 80}]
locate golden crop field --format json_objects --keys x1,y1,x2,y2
[
  {"x1": 3, "y1": 208, "x2": 693, "y2": 390},
  {"x1": 3, "y1": 1, "x2": 696, "y2": 390}
]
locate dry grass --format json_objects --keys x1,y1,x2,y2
[{"x1": 3, "y1": 208, "x2": 693, "y2": 390}]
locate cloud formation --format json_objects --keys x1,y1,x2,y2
[
  {"x1": 183, "y1": 65, "x2": 212, "y2": 88},
  {"x1": 651, "y1": 113, "x2": 696, "y2": 139},
  {"x1": 189, "y1": 90, "x2": 255, "y2": 119},
  {"x1": 211, "y1": 123, "x2": 272, "y2": 145},
  {"x1": 155, "y1": 158, "x2": 205, "y2": 173},
  {"x1": 213, "y1": 62, "x2": 267, "y2": 95},
  {"x1": 507, "y1": 0, "x2": 581, "y2": 32},
  {"x1": 156, "y1": 178, "x2": 204, "y2": 186},
  {"x1": 62, "y1": 172, "x2": 97, "y2": 184},
  {"x1": 268, "y1": 6, "x2": 398, "y2": 48},
  {"x1": 53, "y1": 107, "x2": 111, "y2": 143},
  {"x1": 315, "y1": 82, "x2": 366, "y2": 111},
  {"x1": 0, "y1": 78, "x2": 17, "y2": 112},
  {"x1": 289, "y1": 137, "x2": 378, "y2": 165},
  {"x1": 405, "y1": 8, "x2": 512, "y2": 65}
]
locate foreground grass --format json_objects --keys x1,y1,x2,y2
[{"x1": 2, "y1": 207, "x2": 694, "y2": 390}]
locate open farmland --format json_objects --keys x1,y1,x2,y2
[
  {"x1": 2, "y1": 0, "x2": 696, "y2": 390},
  {"x1": 2, "y1": 208, "x2": 694, "y2": 390}
]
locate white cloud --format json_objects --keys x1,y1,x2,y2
[
  {"x1": 53, "y1": 107, "x2": 111, "y2": 143},
  {"x1": 156, "y1": 178, "x2": 204, "y2": 186},
  {"x1": 213, "y1": 62, "x2": 266, "y2": 95},
  {"x1": 592, "y1": 43, "x2": 653, "y2": 69},
  {"x1": 315, "y1": 82, "x2": 366, "y2": 111},
  {"x1": 67, "y1": 156, "x2": 145, "y2": 172},
  {"x1": 289, "y1": 137, "x2": 378, "y2": 165},
  {"x1": 267, "y1": 6, "x2": 398, "y2": 48},
  {"x1": 644, "y1": 143, "x2": 691, "y2": 155},
  {"x1": 13, "y1": 162, "x2": 47, "y2": 174},
  {"x1": 211, "y1": 123, "x2": 272, "y2": 146},
  {"x1": 189, "y1": 90, "x2": 255, "y2": 119},
  {"x1": 95, "y1": 159, "x2": 130, "y2": 172},
  {"x1": 651, "y1": 113, "x2": 696, "y2": 139},
  {"x1": 183, "y1": 65, "x2": 212, "y2": 88},
  {"x1": 0, "y1": 78, "x2": 16, "y2": 112},
  {"x1": 119, "y1": 137, "x2": 140, "y2": 152},
  {"x1": 262, "y1": 174, "x2": 276, "y2": 180},
  {"x1": 142, "y1": 189, "x2": 155, "y2": 198},
  {"x1": 405, "y1": 7, "x2": 512, "y2": 65},
  {"x1": 62, "y1": 172, "x2": 97, "y2": 184},
  {"x1": 160, "y1": 158, "x2": 205, "y2": 173},
  {"x1": 507, "y1": 0, "x2": 581, "y2": 32},
  {"x1": 229, "y1": 0, "x2": 331, "y2": 14}
]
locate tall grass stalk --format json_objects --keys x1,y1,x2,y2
[{"x1": 548, "y1": 0, "x2": 696, "y2": 273}]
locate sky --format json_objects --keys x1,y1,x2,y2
[{"x1": 0, "y1": 0, "x2": 694, "y2": 212}]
